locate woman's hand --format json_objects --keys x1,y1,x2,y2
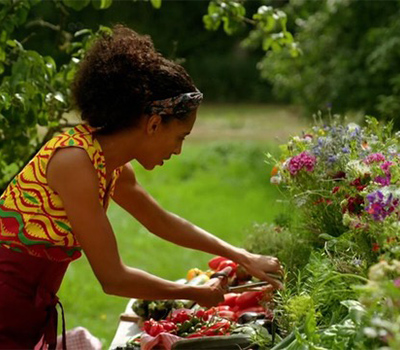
[
  {"x1": 240, "y1": 252, "x2": 284, "y2": 290},
  {"x1": 192, "y1": 268, "x2": 231, "y2": 308}
]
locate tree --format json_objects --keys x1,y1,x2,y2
[
  {"x1": 257, "y1": 0, "x2": 400, "y2": 124},
  {"x1": 0, "y1": 0, "x2": 296, "y2": 191}
]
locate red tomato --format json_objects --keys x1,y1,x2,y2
[
  {"x1": 194, "y1": 309, "x2": 209, "y2": 321},
  {"x1": 208, "y1": 256, "x2": 228, "y2": 270},
  {"x1": 170, "y1": 310, "x2": 191, "y2": 324},
  {"x1": 217, "y1": 260, "x2": 237, "y2": 277},
  {"x1": 236, "y1": 291, "x2": 264, "y2": 309},
  {"x1": 218, "y1": 293, "x2": 239, "y2": 308},
  {"x1": 143, "y1": 319, "x2": 166, "y2": 337}
]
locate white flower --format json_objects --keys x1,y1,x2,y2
[
  {"x1": 270, "y1": 175, "x2": 282, "y2": 185},
  {"x1": 345, "y1": 160, "x2": 370, "y2": 177},
  {"x1": 368, "y1": 261, "x2": 391, "y2": 281},
  {"x1": 347, "y1": 122, "x2": 360, "y2": 133},
  {"x1": 342, "y1": 213, "x2": 351, "y2": 226}
]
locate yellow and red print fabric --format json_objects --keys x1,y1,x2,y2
[{"x1": 0, "y1": 124, "x2": 122, "y2": 262}]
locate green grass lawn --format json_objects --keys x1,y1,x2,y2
[{"x1": 58, "y1": 104, "x2": 305, "y2": 347}]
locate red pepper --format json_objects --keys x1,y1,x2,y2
[
  {"x1": 236, "y1": 290, "x2": 264, "y2": 309},
  {"x1": 208, "y1": 256, "x2": 228, "y2": 270},
  {"x1": 216, "y1": 310, "x2": 236, "y2": 321},
  {"x1": 218, "y1": 293, "x2": 239, "y2": 308},
  {"x1": 235, "y1": 306, "x2": 266, "y2": 319},
  {"x1": 204, "y1": 320, "x2": 231, "y2": 335},
  {"x1": 217, "y1": 260, "x2": 237, "y2": 277},
  {"x1": 186, "y1": 333, "x2": 204, "y2": 338}
]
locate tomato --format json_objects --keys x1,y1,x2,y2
[
  {"x1": 217, "y1": 260, "x2": 237, "y2": 277},
  {"x1": 170, "y1": 310, "x2": 191, "y2": 324},
  {"x1": 186, "y1": 268, "x2": 204, "y2": 281},
  {"x1": 160, "y1": 320, "x2": 177, "y2": 333},
  {"x1": 208, "y1": 256, "x2": 228, "y2": 270},
  {"x1": 194, "y1": 309, "x2": 209, "y2": 321},
  {"x1": 143, "y1": 319, "x2": 166, "y2": 337},
  {"x1": 236, "y1": 291, "x2": 264, "y2": 309},
  {"x1": 218, "y1": 293, "x2": 239, "y2": 308}
]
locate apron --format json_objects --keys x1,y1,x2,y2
[{"x1": 0, "y1": 247, "x2": 69, "y2": 349}]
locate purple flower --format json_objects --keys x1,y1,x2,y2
[
  {"x1": 380, "y1": 161, "x2": 393, "y2": 173},
  {"x1": 374, "y1": 161, "x2": 393, "y2": 186},
  {"x1": 375, "y1": 175, "x2": 391, "y2": 186},
  {"x1": 364, "y1": 153, "x2": 386, "y2": 164},
  {"x1": 342, "y1": 147, "x2": 350, "y2": 154},
  {"x1": 365, "y1": 190, "x2": 399, "y2": 221},
  {"x1": 288, "y1": 152, "x2": 317, "y2": 176},
  {"x1": 394, "y1": 279, "x2": 400, "y2": 288},
  {"x1": 327, "y1": 155, "x2": 337, "y2": 164}
]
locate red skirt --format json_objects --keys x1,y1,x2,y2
[{"x1": 0, "y1": 247, "x2": 69, "y2": 349}]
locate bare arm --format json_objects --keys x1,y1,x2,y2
[
  {"x1": 47, "y1": 148, "x2": 225, "y2": 306},
  {"x1": 112, "y1": 163, "x2": 282, "y2": 288}
]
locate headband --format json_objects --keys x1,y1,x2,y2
[{"x1": 144, "y1": 91, "x2": 203, "y2": 117}]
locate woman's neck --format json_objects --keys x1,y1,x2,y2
[{"x1": 94, "y1": 128, "x2": 144, "y2": 177}]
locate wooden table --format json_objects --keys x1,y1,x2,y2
[{"x1": 109, "y1": 299, "x2": 141, "y2": 349}]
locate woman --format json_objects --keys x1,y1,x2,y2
[{"x1": 0, "y1": 25, "x2": 282, "y2": 349}]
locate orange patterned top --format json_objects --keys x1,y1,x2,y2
[{"x1": 0, "y1": 124, "x2": 123, "y2": 262}]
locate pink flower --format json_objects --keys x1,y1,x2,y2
[
  {"x1": 394, "y1": 279, "x2": 400, "y2": 288},
  {"x1": 364, "y1": 153, "x2": 386, "y2": 164},
  {"x1": 288, "y1": 152, "x2": 316, "y2": 176}
]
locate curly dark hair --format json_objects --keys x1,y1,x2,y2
[{"x1": 72, "y1": 25, "x2": 197, "y2": 134}]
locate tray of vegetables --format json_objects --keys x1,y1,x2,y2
[{"x1": 116, "y1": 256, "x2": 280, "y2": 350}]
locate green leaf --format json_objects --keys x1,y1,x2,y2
[
  {"x1": 26, "y1": 109, "x2": 36, "y2": 127},
  {"x1": 203, "y1": 14, "x2": 221, "y2": 31},
  {"x1": 0, "y1": 62, "x2": 4, "y2": 75},
  {"x1": 6, "y1": 39, "x2": 17, "y2": 48},
  {"x1": 91, "y1": 0, "x2": 112, "y2": 10},
  {"x1": 150, "y1": 0, "x2": 162, "y2": 9},
  {"x1": 62, "y1": 0, "x2": 90, "y2": 11},
  {"x1": 74, "y1": 28, "x2": 92, "y2": 37}
]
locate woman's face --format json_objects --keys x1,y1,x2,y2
[{"x1": 139, "y1": 109, "x2": 197, "y2": 170}]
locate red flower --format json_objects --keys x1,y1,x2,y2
[{"x1": 372, "y1": 243, "x2": 380, "y2": 252}]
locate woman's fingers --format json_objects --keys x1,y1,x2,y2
[{"x1": 263, "y1": 273, "x2": 283, "y2": 290}]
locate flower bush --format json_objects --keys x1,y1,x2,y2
[{"x1": 268, "y1": 116, "x2": 400, "y2": 264}]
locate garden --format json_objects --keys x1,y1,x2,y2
[
  {"x1": 1, "y1": 0, "x2": 400, "y2": 349},
  {"x1": 105, "y1": 113, "x2": 400, "y2": 350}
]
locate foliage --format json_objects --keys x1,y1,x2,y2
[
  {"x1": 356, "y1": 259, "x2": 400, "y2": 349},
  {"x1": 203, "y1": 0, "x2": 300, "y2": 71},
  {"x1": 254, "y1": 116, "x2": 400, "y2": 349},
  {"x1": 0, "y1": 0, "x2": 163, "y2": 192},
  {"x1": 244, "y1": 222, "x2": 312, "y2": 279},
  {"x1": 261, "y1": 0, "x2": 400, "y2": 125},
  {"x1": 273, "y1": 260, "x2": 400, "y2": 349},
  {"x1": 268, "y1": 115, "x2": 400, "y2": 265}
]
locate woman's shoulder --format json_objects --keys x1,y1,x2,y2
[
  {"x1": 48, "y1": 124, "x2": 94, "y2": 149},
  {"x1": 47, "y1": 147, "x2": 99, "y2": 192}
]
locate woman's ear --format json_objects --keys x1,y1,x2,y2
[{"x1": 146, "y1": 114, "x2": 162, "y2": 135}]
